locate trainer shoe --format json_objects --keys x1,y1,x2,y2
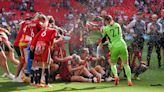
[
  {"x1": 128, "y1": 80, "x2": 133, "y2": 86},
  {"x1": 1, "y1": 73, "x2": 7, "y2": 77},
  {"x1": 133, "y1": 75, "x2": 140, "y2": 80},
  {"x1": 92, "y1": 77, "x2": 98, "y2": 83},
  {"x1": 32, "y1": 84, "x2": 43, "y2": 87},
  {"x1": 13, "y1": 77, "x2": 23, "y2": 83},
  {"x1": 96, "y1": 74, "x2": 102, "y2": 83},
  {"x1": 114, "y1": 76, "x2": 119, "y2": 86},
  {"x1": 42, "y1": 84, "x2": 52, "y2": 88},
  {"x1": 105, "y1": 77, "x2": 114, "y2": 82},
  {"x1": 7, "y1": 73, "x2": 15, "y2": 80}
]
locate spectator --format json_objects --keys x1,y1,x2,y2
[{"x1": 146, "y1": 14, "x2": 162, "y2": 68}]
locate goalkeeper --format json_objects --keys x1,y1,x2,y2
[{"x1": 101, "y1": 15, "x2": 133, "y2": 86}]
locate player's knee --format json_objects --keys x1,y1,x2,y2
[
  {"x1": 0, "y1": 57, "x2": 7, "y2": 65},
  {"x1": 1, "y1": 56, "x2": 7, "y2": 62},
  {"x1": 123, "y1": 61, "x2": 129, "y2": 65},
  {"x1": 90, "y1": 68, "x2": 95, "y2": 72},
  {"x1": 95, "y1": 65, "x2": 101, "y2": 69},
  {"x1": 110, "y1": 58, "x2": 117, "y2": 64},
  {"x1": 78, "y1": 76, "x2": 84, "y2": 81}
]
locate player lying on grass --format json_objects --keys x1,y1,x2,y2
[
  {"x1": 50, "y1": 37, "x2": 98, "y2": 82},
  {"x1": 50, "y1": 37, "x2": 71, "y2": 81},
  {"x1": 80, "y1": 48, "x2": 107, "y2": 83},
  {"x1": 96, "y1": 41, "x2": 115, "y2": 82},
  {"x1": 127, "y1": 44, "x2": 148, "y2": 80},
  {"x1": 101, "y1": 15, "x2": 133, "y2": 86},
  {"x1": 117, "y1": 57, "x2": 148, "y2": 80},
  {"x1": 128, "y1": 42, "x2": 142, "y2": 71},
  {"x1": 59, "y1": 54, "x2": 98, "y2": 82}
]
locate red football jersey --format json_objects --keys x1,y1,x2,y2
[
  {"x1": 52, "y1": 44, "x2": 66, "y2": 61},
  {"x1": 14, "y1": 20, "x2": 30, "y2": 46},
  {"x1": 24, "y1": 20, "x2": 42, "y2": 38},
  {"x1": 31, "y1": 28, "x2": 57, "y2": 47},
  {"x1": 59, "y1": 60, "x2": 71, "y2": 81}
]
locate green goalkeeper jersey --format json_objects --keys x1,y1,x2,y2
[
  {"x1": 102, "y1": 22, "x2": 126, "y2": 48},
  {"x1": 103, "y1": 22, "x2": 128, "y2": 62}
]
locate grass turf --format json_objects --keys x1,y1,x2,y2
[{"x1": 0, "y1": 42, "x2": 164, "y2": 92}]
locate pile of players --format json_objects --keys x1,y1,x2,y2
[{"x1": 0, "y1": 12, "x2": 149, "y2": 88}]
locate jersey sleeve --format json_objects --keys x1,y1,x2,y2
[
  {"x1": 51, "y1": 30, "x2": 57, "y2": 41},
  {"x1": 158, "y1": 23, "x2": 163, "y2": 33},
  {"x1": 14, "y1": 23, "x2": 25, "y2": 43},
  {"x1": 67, "y1": 60, "x2": 72, "y2": 65},
  {"x1": 147, "y1": 23, "x2": 151, "y2": 34},
  {"x1": 127, "y1": 20, "x2": 136, "y2": 29},
  {"x1": 102, "y1": 27, "x2": 107, "y2": 38}
]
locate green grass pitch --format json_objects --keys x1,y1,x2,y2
[{"x1": 0, "y1": 42, "x2": 164, "y2": 92}]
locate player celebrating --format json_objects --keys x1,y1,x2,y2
[
  {"x1": 30, "y1": 17, "x2": 63, "y2": 87},
  {"x1": 13, "y1": 18, "x2": 31, "y2": 82},
  {"x1": 80, "y1": 48, "x2": 106, "y2": 83},
  {"x1": 14, "y1": 13, "x2": 46, "y2": 83},
  {"x1": 101, "y1": 15, "x2": 133, "y2": 86}
]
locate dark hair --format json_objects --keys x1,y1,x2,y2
[
  {"x1": 49, "y1": 18, "x2": 54, "y2": 24},
  {"x1": 25, "y1": 17, "x2": 33, "y2": 20},
  {"x1": 103, "y1": 15, "x2": 113, "y2": 22}
]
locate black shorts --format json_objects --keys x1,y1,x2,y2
[
  {"x1": 14, "y1": 46, "x2": 21, "y2": 56},
  {"x1": 30, "y1": 49, "x2": 34, "y2": 60},
  {"x1": 0, "y1": 43, "x2": 14, "y2": 52},
  {"x1": 4, "y1": 44, "x2": 14, "y2": 51},
  {"x1": 160, "y1": 37, "x2": 164, "y2": 48}
]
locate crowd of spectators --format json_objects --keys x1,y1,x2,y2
[
  {"x1": 135, "y1": 0, "x2": 163, "y2": 14},
  {"x1": 0, "y1": 0, "x2": 163, "y2": 41},
  {"x1": 9, "y1": 0, "x2": 35, "y2": 12}
]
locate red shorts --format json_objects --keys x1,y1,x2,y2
[
  {"x1": 59, "y1": 62, "x2": 71, "y2": 81},
  {"x1": 60, "y1": 73, "x2": 71, "y2": 81},
  {"x1": 34, "y1": 41, "x2": 51, "y2": 62},
  {"x1": 60, "y1": 71, "x2": 71, "y2": 81}
]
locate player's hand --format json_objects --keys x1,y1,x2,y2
[
  {"x1": 67, "y1": 56, "x2": 73, "y2": 60},
  {"x1": 99, "y1": 43, "x2": 103, "y2": 48},
  {"x1": 79, "y1": 65, "x2": 84, "y2": 69},
  {"x1": 9, "y1": 47, "x2": 14, "y2": 52},
  {"x1": 59, "y1": 35, "x2": 64, "y2": 40},
  {"x1": 6, "y1": 31, "x2": 11, "y2": 35},
  {"x1": 85, "y1": 57, "x2": 89, "y2": 61},
  {"x1": 132, "y1": 34, "x2": 137, "y2": 37},
  {"x1": 30, "y1": 46, "x2": 34, "y2": 51},
  {"x1": 79, "y1": 37, "x2": 83, "y2": 41},
  {"x1": 99, "y1": 56, "x2": 105, "y2": 61}
]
